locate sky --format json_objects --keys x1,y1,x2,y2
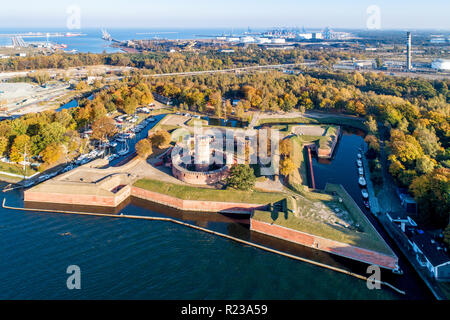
[{"x1": 0, "y1": 0, "x2": 449, "y2": 30}]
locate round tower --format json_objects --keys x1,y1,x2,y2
[{"x1": 194, "y1": 135, "x2": 211, "y2": 171}]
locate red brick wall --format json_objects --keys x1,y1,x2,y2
[
  {"x1": 24, "y1": 191, "x2": 118, "y2": 207},
  {"x1": 131, "y1": 186, "x2": 265, "y2": 213},
  {"x1": 251, "y1": 219, "x2": 398, "y2": 270}
]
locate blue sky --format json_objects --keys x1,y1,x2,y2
[{"x1": 1, "y1": 0, "x2": 449, "y2": 30}]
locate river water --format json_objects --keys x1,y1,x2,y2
[{"x1": 310, "y1": 127, "x2": 433, "y2": 300}]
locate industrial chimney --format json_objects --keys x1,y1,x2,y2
[{"x1": 406, "y1": 32, "x2": 412, "y2": 71}]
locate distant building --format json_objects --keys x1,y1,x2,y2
[
  {"x1": 312, "y1": 32, "x2": 323, "y2": 40},
  {"x1": 297, "y1": 33, "x2": 313, "y2": 40},
  {"x1": 271, "y1": 38, "x2": 286, "y2": 44},
  {"x1": 431, "y1": 59, "x2": 450, "y2": 71}
]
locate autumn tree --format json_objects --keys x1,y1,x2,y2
[
  {"x1": 9, "y1": 135, "x2": 30, "y2": 163},
  {"x1": 279, "y1": 139, "x2": 293, "y2": 157},
  {"x1": 91, "y1": 117, "x2": 117, "y2": 142},
  {"x1": 136, "y1": 139, "x2": 153, "y2": 159},
  {"x1": 410, "y1": 168, "x2": 450, "y2": 227},
  {"x1": 40, "y1": 143, "x2": 64, "y2": 165},
  {"x1": 0, "y1": 136, "x2": 8, "y2": 156},
  {"x1": 150, "y1": 130, "x2": 171, "y2": 149},
  {"x1": 280, "y1": 157, "x2": 296, "y2": 176}
]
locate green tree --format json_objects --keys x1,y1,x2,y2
[{"x1": 226, "y1": 164, "x2": 256, "y2": 191}]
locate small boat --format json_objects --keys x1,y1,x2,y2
[
  {"x1": 361, "y1": 189, "x2": 369, "y2": 199},
  {"x1": 358, "y1": 167, "x2": 364, "y2": 175},
  {"x1": 363, "y1": 200, "x2": 370, "y2": 209},
  {"x1": 359, "y1": 177, "x2": 367, "y2": 187},
  {"x1": 357, "y1": 160, "x2": 363, "y2": 167},
  {"x1": 357, "y1": 153, "x2": 362, "y2": 159}
]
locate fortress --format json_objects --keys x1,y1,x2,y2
[{"x1": 171, "y1": 134, "x2": 232, "y2": 185}]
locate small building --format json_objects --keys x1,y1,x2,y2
[
  {"x1": 386, "y1": 211, "x2": 417, "y2": 232},
  {"x1": 406, "y1": 229, "x2": 450, "y2": 281},
  {"x1": 396, "y1": 188, "x2": 417, "y2": 214},
  {"x1": 431, "y1": 59, "x2": 450, "y2": 71}
]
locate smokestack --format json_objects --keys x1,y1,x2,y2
[{"x1": 406, "y1": 32, "x2": 412, "y2": 71}]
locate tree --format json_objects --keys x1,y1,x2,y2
[
  {"x1": 0, "y1": 136, "x2": 8, "y2": 156},
  {"x1": 280, "y1": 157, "x2": 296, "y2": 176},
  {"x1": 9, "y1": 135, "x2": 30, "y2": 163},
  {"x1": 279, "y1": 139, "x2": 293, "y2": 157},
  {"x1": 40, "y1": 143, "x2": 63, "y2": 165},
  {"x1": 416, "y1": 156, "x2": 436, "y2": 175},
  {"x1": 414, "y1": 126, "x2": 441, "y2": 158},
  {"x1": 364, "y1": 116, "x2": 378, "y2": 134},
  {"x1": 136, "y1": 139, "x2": 153, "y2": 159},
  {"x1": 91, "y1": 117, "x2": 117, "y2": 142},
  {"x1": 150, "y1": 130, "x2": 171, "y2": 149},
  {"x1": 410, "y1": 168, "x2": 450, "y2": 227},
  {"x1": 32, "y1": 71, "x2": 50, "y2": 86},
  {"x1": 444, "y1": 224, "x2": 450, "y2": 250},
  {"x1": 389, "y1": 129, "x2": 423, "y2": 164},
  {"x1": 226, "y1": 164, "x2": 256, "y2": 191}
]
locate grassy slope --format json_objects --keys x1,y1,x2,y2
[
  {"x1": 0, "y1": 162, "x2": 37, "y2": 177},
  {"x1": 253, "y1": 183, "x2": 394, "y2": 255},
  {"x1": 133, "y1": 178, "x2": 286, "y2": 204}
]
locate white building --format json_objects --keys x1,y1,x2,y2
[
  {"x1": 271, "y1": 38, "x2": 286, "y2": 44},
  {"x1": 431, "y1": 59, "x2": 450, "y2": 71},
  {"x1": 256, "y1": 37, "x2": 271, "y2": 44},
  {"x1": 240, "y1": 36, "x2": 255, "y2": 43},
  {"x1": 297, "y1": 33, "x2": 313, "y2": 40}
]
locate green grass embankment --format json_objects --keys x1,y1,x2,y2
[{"x1": 133, "y1": 179, "x2": 286, "y2": 204}]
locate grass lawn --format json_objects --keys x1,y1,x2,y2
[
  {"x1": 256, "y1": 115, "x2": 367, "y2": 131},
  {"x1": 253, "y1": 184, "x2": 393, "y2": 256},
  {"x1": 0, "y1": 162, "x2": 37, "y2": 177},
  {"x1": 133, "y1": 178, "x2": 286, "y2": 204}
]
